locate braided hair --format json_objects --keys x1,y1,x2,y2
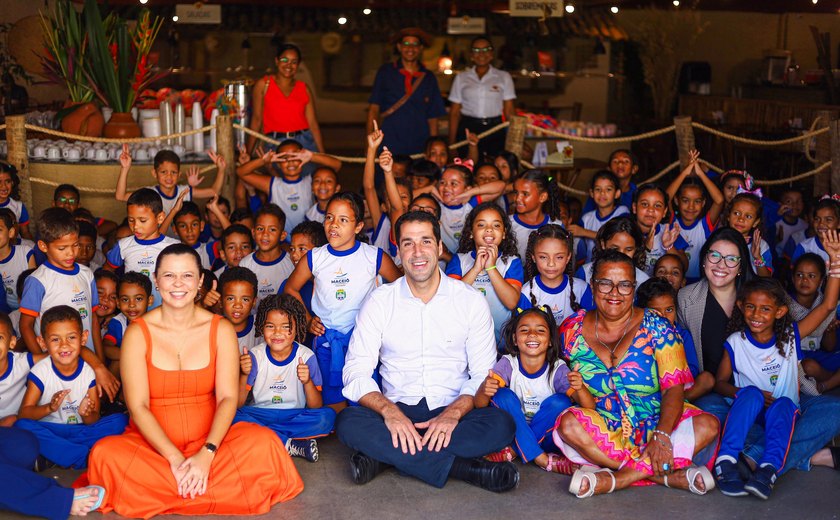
[
  {"x1": 725, "y1": 278, "x2": 795, "y2": 359},
  {"x1": 523, "y1": 224, "x2": 579, "y2": 312},
  {"x1": 500, "y1": 306, "x2": 561, "y2": 373},
  {"x1": 254, "y1": 293, "x2": 308, "y2": 343},
  {"x1": 516, "y1": 169, "x2": 563, "y2": 221},
  {"x1": 593, "y1": 215, "x2": 647, "y2": 271},
  {"x1": 457, "y1": 202, "x2": 518, "y2": 261}
]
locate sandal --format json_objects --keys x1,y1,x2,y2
[
  {"x1": 484, "y1": 446, "x2": 516, "y2": 463},
  {"x1": 74, "y1": 485, "x2": 106, "y2": 512},
  {"x1": 663, "y1": 465, "x2": 715, "y2": 495},
  {"x1": 569, "y1": 467, "x2": 615, "y2": 498},
  {"x1": 544, "y1": 453, "x2": 579, "y2": 475}
]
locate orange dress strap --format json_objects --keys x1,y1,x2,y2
[
  {"x1": 132, "y1": 315, "x2": 221, "y2": 365},
  {"x1": 132, "y1": 317, "x2": 154, "y2": 363}
]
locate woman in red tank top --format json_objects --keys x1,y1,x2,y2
[{"x1": 248, "y1": 44, "x2": 324, "y2": 156}]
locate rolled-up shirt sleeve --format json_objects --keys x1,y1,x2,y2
[
  {"x1": 342, "y1": 292, "x2": 387, "y2": 402},
  {"x1": 459, "y1": 295, "x2": 496, "y2": 396}
]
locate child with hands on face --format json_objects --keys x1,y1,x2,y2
[
  {"x1": 475, "y1": 307, "x2": 593, "y2": 473},
  {"x1": 233, "y1": 294, "x2": 335, "y2": 462},
  {"x1": 725, "y1": 185, "x2": 773, "y2": 277},
  {"x1": 15, "y1": 306, "x2": 129, "y2": 469}
]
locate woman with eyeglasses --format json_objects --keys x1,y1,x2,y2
[
  {"x1": 552, "y1": 248, "x2": 719, "y2": 498},
  {"x1": 448, "y1": 36, "x2": 516, "y2": 159},
  {"x1": 248, "y1": 43, "x2": 324, "y2": 157},
  {"x1": 677, "y1": 226, "x2": 840, "y2": 475}
]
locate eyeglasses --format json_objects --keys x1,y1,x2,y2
[
  {"x1": 706, "y1": 250, "x2": 741, "y2": 268},
  {"x1": 56, "y1": 197, "x2": 78, "y2": 204},
  {"x1": 592, "y1": 279, "x2": 635, "y2": 295},
  {"x1": 277, "y1": 57, "x2": 299, "y2": 65},
  {"x1": 401, "y1": 41, "x2": 422, "y2": 47},
  {"x1": 472, "y1": 46, "x2": 493, "y2": 53}
]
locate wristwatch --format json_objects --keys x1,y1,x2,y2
[{"x1": 204, "y1": 442, "x2": 218, "y2": 454}]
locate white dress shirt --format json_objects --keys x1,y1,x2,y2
[
  {"x1": 448, "y1": 66, "x2": 516, "y2": 119},
  {"x1": 342, "y1": 270, "x2": 497, "y2": 410}
]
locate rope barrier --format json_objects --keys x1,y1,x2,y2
[
  {"x1": 0, "y1": 124, "x2": 6, "y2": 132},
  {"x1": 525, "y1": 124, "x2": 676, "y2": 143},
  {"x1": 233, "y1": 121, "x2": 510, "y2": 164},
  {"x1": 519, "y1": 159, "x2": 681, "y2": 196},
  {"x1": 28, "y1": 164, "x2": 217, "y2": 193},
  {"x1": 691, "y1": 122, "x2": 827, "y2": 146},
  {"x1": 22, "y1": 124, "x2": 215, "y2": 144}
]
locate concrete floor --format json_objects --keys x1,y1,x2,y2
[{"x1": 9, "y1": 435, "x2": 840, "y2": 520}]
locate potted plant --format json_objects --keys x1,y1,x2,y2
[
  {"x1": 38, "y1": 0, "x2": 104, "y2": 136},
  {"x1": 83, "y1": 0, "x2": 165, "y2": 138}
]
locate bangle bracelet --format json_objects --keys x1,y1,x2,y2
[
  {"x1": 753, "y1": 258, "x2": 766, "y2": 268},
  {"x1": 653, "y1": 429, "x2": 672, "y2": 441},
  {"x1": 485, "y1": 265, "x2": 497, "y2": 271}
]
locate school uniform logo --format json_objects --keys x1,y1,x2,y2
[
  {"x1": 287, "y1": 190, "x2": 301, "y2": 212},
  {"x1": 331, "y1": 268, "x2": 350, "y2": 300}
]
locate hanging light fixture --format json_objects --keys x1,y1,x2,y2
[{"x1": 438, "y1": 42, "x2": 453, "y2": 73}]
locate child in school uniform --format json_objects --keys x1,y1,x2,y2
[
  {"x1": 105, "y1": 189, "x2": 180, "y2": 309},
  {"x1": 75, "y1": 221, "x2": 103, "y2": 272},
  {"x1": 0, "y1": 312, "x2": 40, "y2": 426},
  {"x1": 116, "y1": 146, "x2": 227, "y2": 224},
  {"x1": 774, "y1": 188, "x2": 808, "y2": 258},
  {"x1": 167, "y1": 201, "x2": 221, "y2": 270},
  {"x1": 234, "y1": 294, "x2": 335, "y2": 462},
  {"x1": 214, "y1": 224, "x2": 254, "y2": 277},
  {"x1": 570, "y1": 170, "x2": 629, "y2": 263},
  {"x1": 305, "y1": 167, "x2": 341, "y2": 224},
  {"x1": 103, "y1": 272, "x2": 154, "y2": 379},
  {"x1": 280, "y1": 221, "x2": 328, "y2": 317},
  {"x1": 14, "y1": 306, "x2": 128, "y2": 469},
  {"x1": 666, "y1": 150, "x2": 724, "y2": 283},
  {"x1": 725, "y1": 188, "x2": 773, "y2": 277},
  {"x1": 791, "y1": 196, "x2": 840, "y2": 263},
  {"x1": 236, "y1": 139, "x2": 343, "y2": 234},
  {"x1": 284, "y1": 192, "x2": 400, "y2": 409},
  {"x1": 93, "y1": 269, "x2": 119, "y2": 340},
  {"x1": 0, "y1": 207, "x2": 35, "y2": 314},
  {"x1": 713, "y1": 253, "x2": 840, "y2": 499},
  {"x1": 218, "y1": 267, "x2": 259, "y2": 354},
  {"x1": 20, "y1": 209, "x2": 103, "y2": 359},
  {"x1": 631, "y1": 183, "x2": 688, "y2": 275},
  {"x1": 509, "y1": 170, "x2": 565, "y2": 260},
  {"x1": 238, "y1": 204, "x2": 295, "y2": 308},
  {"x1": 446, "y1": 202, "x2": 523, "y2": 345},
  {"x1": 653, "y1": 253, "x2": 687, "y2": 292},
  {"x1": 0, "y1": 164, "x2": 32, "y2": 240}
]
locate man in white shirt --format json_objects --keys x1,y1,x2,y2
[
  {"x1": 448, "y1": 36, "x2": 516, "y2": 158},
  {"x1": 337, "y1": 211, "x2": 518, "y2": 492}
]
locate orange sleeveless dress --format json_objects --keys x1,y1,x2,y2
[{"x1": 87, "y1": 316, "x2": 303, "y2": 518}]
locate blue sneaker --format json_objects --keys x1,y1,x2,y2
[
  {"x1": 744, "y1": 464, "x2": 777, "y2": 500},
  {"x1": 714, "y1": 458, "x2": 748, "y2": 497}
]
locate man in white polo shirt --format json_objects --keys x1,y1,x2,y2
[
  {"x1": 448, "y1": 36, "x2": 516, "y2": 158},
  {"x1": 336, "y1": 211, "x2": 517, "y2": 492}
]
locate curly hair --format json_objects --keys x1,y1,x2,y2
[
  {"x1": 254, "y1": 293, "x2": 308, "y2": 343},
  {"x1": 593, "y1": 215, "x2": 647, "y2": 271},
  {"x1": 500, "y1": 306, "x2": 562, "y2": 373},
  {"x1": 516, "y1": 169, "x2": 563, "y2": 221},
  {"x1": 523, "y1": 224, "x2": 579, "y2": 313},
  {"x1": 457, "y1": 201, "x2": 518, "y2": 261},
  {"x1": 725, "y1": 278, "x2": 795, "y2": 359}
]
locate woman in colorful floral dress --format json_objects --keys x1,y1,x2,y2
[{"x1": 552, "y1": 249, "x2": 719, "y2": 498}]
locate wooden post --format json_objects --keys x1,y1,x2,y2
[
  {"x1": 505, "y1": 115, "x2": 528, "y2": 158},
  {"x1": 674, "y1": 116, "x2": 695, "y2": 171},
  {"x1": 830, "y1": 119, "x2": 840, "y2": 195},
  {"x1": 215, "y1": 115, "x2": 236, "y2": 203},
  {"x1": 814, "y1": 111, "x2": 832, "y2": 197},
  {"x1": 5, "y1": 115, "x2": 32, "y2": 215}
]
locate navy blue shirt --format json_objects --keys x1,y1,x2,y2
[
  {"x1": 582, "y1": 181, "x2": 637, "y2": 214},
  {"x1": 369, "y1": 61, "x2": 446, "y2": 156}
]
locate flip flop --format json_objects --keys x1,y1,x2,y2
[
  {"x1": 74, "y1": 485, "x2": 106, "y2": 512},
  {"x1": 569, "y1": 467, "x2": 615, "y2": 498}
]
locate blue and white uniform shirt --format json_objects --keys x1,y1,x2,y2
[
  {"x1": 238, "y1": 252, "x2": 295, "y2": 311},
  {"x1": 269, "y1": 175, "x2": 313, "y2": 234},
  {"x1": 246, "y1": 342, "x2": 322, "y2": 409},
  {"x1": 675, "y1": 215, "x2": 715, "y2": 281},
  {"x1": 106, "y1": 234, "x2": 180, "y2": 308},
  {"x1": 517, "y1": 274, "x2": 588, "y2": 326},
  {"x1": 0, "y1": 351, "x2": 34, "y2": 418},
  {"x1": 724, "y1": 324, "x2": 802, "y2": 405},
  {"x1": 509, "y1": 214, "x2": 564, "y2": 261},
  {"x1": 27, "y1": 358, "x2": 96, "y2": 424},
  {"x1": 0, "y1": 245, "x2": 33, "y2": 313},
  {"x1": 491, "y1": 355, "x2": 570, "y2": 421},
  {"x1": 237, "y1": 315, "x2": 257, "y2": 355},
  {"x1": 308, "y1": 241, "x2": 383, "y2": 334},
  {"x1": 439, "y1": 197, "x2": 480, "y2": 255}
]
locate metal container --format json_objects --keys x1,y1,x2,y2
[{"x1": 223, "y1": 80, "x2": 250, "y2": 146}]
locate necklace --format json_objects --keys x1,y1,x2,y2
[{"x1": 594, "y1": 309, "x2": 635, "y2": 366}]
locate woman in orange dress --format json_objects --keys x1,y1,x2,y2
[{"x1": 87, "y1": 244, "x2": 303, "y2": 518}]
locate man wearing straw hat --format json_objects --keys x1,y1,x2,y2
[{"x1": 366, "y1": 27, "x2": 446, "y2": 156}]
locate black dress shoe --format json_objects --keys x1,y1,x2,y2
[
  {"x1": 449, "y1": 457, "x2": 520, "y2": 493},
  {"x1": 349, "y1": 451, "x2": 387, "y2": 485}
]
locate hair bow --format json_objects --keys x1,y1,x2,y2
[
  {"x1": 452, "y1": 158, "x2": 474, "y2": 172},
  {"x1": 820, "y1": 194, "x2": 840, "y2": 202},
  {"x1": 736, "y1": 172, "x2": 762, "y2": 198}
]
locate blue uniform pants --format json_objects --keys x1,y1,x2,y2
[
  {"x1": 718, "y1": 386, "x2": 798, "y2": 471},
  {"x1": 803, "y1": 349, "x2": 840, "y2": 371},
  {"x1": 336, "y1": 398, "x2": 515, "y2": 488},
  {"x1": 14, "y1": 413, "x2": 128, "y2": 469},
  {"x1": 490, "y1": 388, "x2": 572, "y2": 463},
  {"x1": 0, "y1": 427, "x2": 73, "y2": 520},
  {"x1": 233, "y1": 406, "x2": 335, "y2": 443}
]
